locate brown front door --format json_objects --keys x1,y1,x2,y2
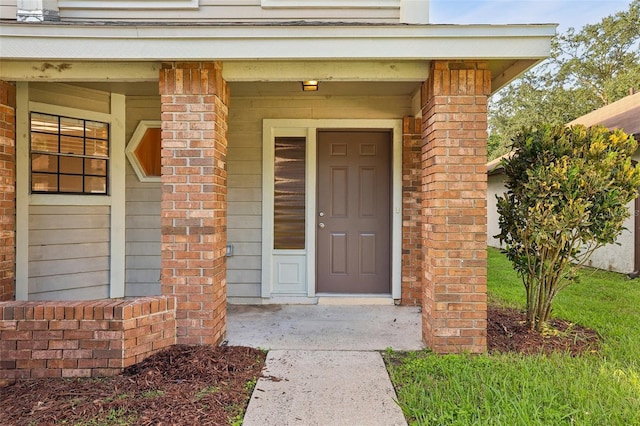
[{"x1": 316, "y1": 130, "x2": 391, "y2": 293}]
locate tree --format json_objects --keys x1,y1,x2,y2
[
  {"x1": 488, "y1": 0, "x2": 640, "y2": 160},
  {"x1": 496, "y1": 125, "x2": 640, "y2": 331}
]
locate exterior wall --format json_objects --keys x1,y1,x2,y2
[
  {"x1": 125, "y1": 96, "x2": 162, "y2": 297},
  {"x1": 587, "y1": 203, "x2": 634, "y2": 273},
  {"x1": 0, "y1": 81, "x2": 15, "y2": 302},
  {"x1": 23, "y1": 83, "x2": 114, "y2": 300},
  {"x1": 487, "y1": 173, "x2": 505, "y2": 248},
  {"x1": 401, "y1": 116, "x2": 422, "y2": 305},
  {"x1": 0, "y1": 0, "x2": 17, "y2": 20},
  {"x1": 227, "y1": 94, "x2": 412, "y2": 302},
  {"x1": 30, "y1": 83, "x2": 111, "y2": 115},
  {"x1": 53, "y1": 1, "x2": 401, "y2": 23},
  {"x1": 488, "y1": 172, "x2": 635, "y2": 274},
  {"x1": 421, "y1": 60, "x2": 489, "y2": 354},
  {"x1": 0, "y1": 296, "x2": 175, "y2": 380},
  {"x1": 29, "y1": 205, "x2": 110, "y2": 300}
]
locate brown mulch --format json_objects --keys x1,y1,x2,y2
[
  {"x1": 487, "y1": 305, "x2": 600, "y2": 356},
  {"x1": 0, "y1": 306, "x2": 601, "y2": 425},
  {"x1": 0, "y1": 345, "x2": 266, "y2": 426}
]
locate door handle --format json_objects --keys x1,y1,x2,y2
[{"x1": 318, "y1": 222, "x2": 325, "y2": 229}]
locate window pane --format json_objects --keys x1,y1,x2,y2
[
  {"x1": 84, "y1": 158, "x2": 108, "y2": 176},
  {"x1": 59, "y1": 175, "x2": 83, "y2": 193},
  {"x1": 60, "y1": 117, "x2": 85, "y2": 137},
  {"x1": 86, "y1": 139, "x2": 109, "y2": 158},
  {"x1": 60, "y1": 135, "x2": 84, "y2": 155},
  {"x1": 31, "y1": 113, "x2": 58, "y2": 134},
  {"x1": 85, "y1": 121, "x2": 109, "y2": 139},
  {"x1": 274, "y1": 137, "x2": 306, "y2": 250},
  {"x1": 32, "y1": 173, "x2": 58, "y2": 192},
  {"x1": 30, "y1": 112, "x2": 109, "y2": 195},
  {"x1": 84, "y1": 176, "x2": 107, "y2": 194},
  {"x1": 32, "y1": 154, "x2": 58, "y2": 173},
  {"x1": 60, "y1": 156, "x2": 83, "y2": 174},
  {"x1": 31, "y1": 132, "x2": 58, "y2": 153}
]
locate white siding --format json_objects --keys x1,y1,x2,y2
[
  {"x1": 124, "y1": 96, "x2": 162, "y2": 297},
  {"x1": 227, "y1": 94, "x2": 412, "y2": 302},
  {"x1": 28, "y1": 205, "x2": 110, "y2": 300},
  {"x1": 29, "y1": 83, "x2": 111, "y2": 114},
  {"x1": 586, "y1": 201, "x2": 635, "y2": 274},
  {"x1": 487, "y1": 173, "x2": 505, "y2": 249},
  {"x1": 22, "y1": 83, "x2": 114, "y2": 300},
  {"x1": 56, "y1": 0, "x2": 400, "y2": 22},
  {"x1": 0, "y1": 0, "x2": 16, "y2": 20}
]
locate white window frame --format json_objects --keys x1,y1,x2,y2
[
  {"x1": 126, "y1": 120, "x2": 161, "y2": 183},
  {"x1": 261, "y1": 0, "x2": 397, "y2": 8},
  {"x1": 58, "y1": 0, "x2": 198, "y2": 9}
]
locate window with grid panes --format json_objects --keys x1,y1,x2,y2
[{"x1": 30, "y1": 112, "x2": 109, "y2": 195}]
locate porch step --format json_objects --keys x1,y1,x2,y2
[{"x1": 317, "y1": 295, "x2": 395, "y2": 306}]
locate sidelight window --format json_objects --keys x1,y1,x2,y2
[{"x1": 273, "y1": 137, "x2": 306, "y2": 249}]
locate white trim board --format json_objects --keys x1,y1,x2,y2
[
  {"x1": 262, "y1": 119, "x2": 403, "y2": 301},
  {"x1": 0, "y1": 24, "x2": 556, "y2": 61}
]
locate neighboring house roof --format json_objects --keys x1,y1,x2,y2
[
  {"x1": 487, "y1": 151, "x2": 511, "y2": 175},
  {"x1": 568, "y1": 91, "x2": 640, "y2": 140},
  {"x1": 488, "y1": 91, "x2": 640, "y2": 174}
]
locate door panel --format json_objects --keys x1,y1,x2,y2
[{"x1": 317, "y1": 130, "x2": 391, "y2": 294}]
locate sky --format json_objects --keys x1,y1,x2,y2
[{"x1": 430, "y1": 0, "x2": 632, "y2": 32}]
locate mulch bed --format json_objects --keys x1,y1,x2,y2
[
  {"x1": 0, "y1": 306, "x2": 601, "y2": 425},
  {"x1": 487, "y1": 305, "x2": 600, "y2": 356},
  {"x1": 0, "y1": 345, "x2": 266, "y2": 426}
]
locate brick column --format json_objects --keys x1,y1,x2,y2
[
  {"x1": 421, "y1": 61, "x2": 489, "y2": 353},
  {"x1": 0, "y1": 81, "x2": 16, "y2": 302},
  {"x1": 401, "y1": 117, "x2": 423, "y2": 306},
  {"x1": 159, "y1": 62, "x2": 229, "y2": 346}
]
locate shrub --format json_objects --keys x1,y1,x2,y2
[{"x1": 496, "y1": 124, "x2": 640, "y2": 331}]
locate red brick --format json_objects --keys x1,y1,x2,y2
[
  {"x1": 31, "y1": 350, "x2": 62, "y2": 360},
  {"x1": 16, "y1": 340, "x2": 48, "y2": 350},
  {"x1": 421, "y1": 61, "x2": 488, "y2": 354},
  {"x1": 62, "y1": 369, "x2": 91, "y2": 378},
  {"x1": 62, "y1": 349, "x2": 93, "y2": 359},
  {"x1": 77, "y1": 358, "x2": 109, "y2": 369},
  {"x1": 30, "y1": 368, "x2": 61, "y2": 378},
  {"x1": 49, "y1": 340, "x2": 79, "y2": 350}
]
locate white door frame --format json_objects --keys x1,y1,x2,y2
[{"x1": 262, "y1": 119, "x2": 402, "y2": 301}]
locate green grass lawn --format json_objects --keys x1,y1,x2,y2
[{"x1": 386, "y1": 247, "x2": 640, "y2": 425}]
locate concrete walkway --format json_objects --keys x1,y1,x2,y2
[{"x1": 227, "y1": 304, "x2": 423, "y2": 425}]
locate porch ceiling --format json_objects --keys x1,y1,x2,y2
[{"x1": 5, "y1": 59, "x2": 539, "y2": 95}]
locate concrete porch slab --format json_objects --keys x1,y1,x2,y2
[{"x1": 226, "y1": 304, "x2": 424, "y2": 351}]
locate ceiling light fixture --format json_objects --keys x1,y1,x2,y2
[{"x1": 301, "y1": 80, "x2": 319, "y2": 91}]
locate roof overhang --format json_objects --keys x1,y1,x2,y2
[{"x1": 0, "y1": 22, "x2": 556, "y2": 92}]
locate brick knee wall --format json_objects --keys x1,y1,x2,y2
[
  {"x1": 0, "y1": 296, "x2": 176, "y2": 380},
  {"x1": 0, "y1": 81, "x2": 16, "y2": 302},
  {"x1": 401, "y1": 116, "x2": 423, "y2": 306}
]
